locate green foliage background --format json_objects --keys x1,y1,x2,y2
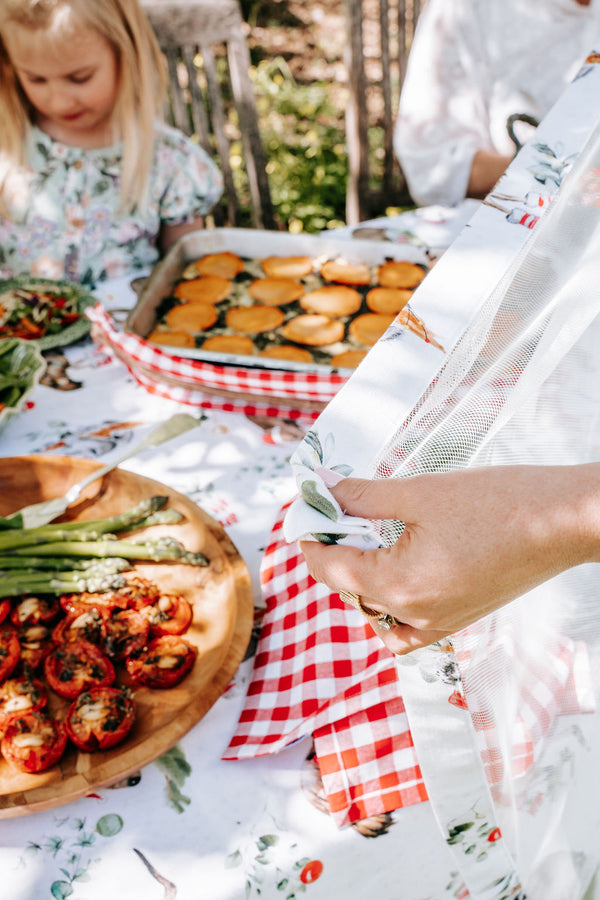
[{"x1": 251, "y1": 57, "x2": 349, "y2": 233}]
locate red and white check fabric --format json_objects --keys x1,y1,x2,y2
[
  {"x1": 87, "y1": 305, "x2": 348, "y2": 421},
  {"x1": 225, "y1": 500, "x2": 595, "y2": 828},
  {"x1": 222, "y1": 500, "x2": 425, "y2": 827},
  {"x1": 460, "y1": 631, "x2": 593, "y2": 798}
]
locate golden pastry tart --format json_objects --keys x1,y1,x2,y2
[
  {"x1": 377, "y1": 260, "x2": 425, "y2": 289},
  {"x1": 320, "y1": 259, "x2": 371, "y2": 286},
  {"x1": 173, "y1": 274, "x2": 231, "y2": 304},
  {"x1": 259, "y1": 345, "x2": 314, "y2": 363},
  {"x1": 299, "y1": 285, "x2": 362, "y2": 317},
  {"x1": 282, "y1": 314, "x2": 345, "y2": 346},
  {"x1": 201, "y1": 334, "x2": 255, "y2": 355},
  {"x1": 147, "y1": 329, "x2": 196, "y2": 348},
  {"x1": 165, "y1": 301, "x2": 219, "y2": 333},
  {"x1": 225, "y1": 305, "x2": 286, "y2": 333},
  {"x1": 366, "y1": 286, "x2": 413, "y2": 314},
  {"x1": 248, "y1": 276, "x2": 305, "y2": 306},
  {"x1": 261, "y1": 255, "x2": 314, "y2": 278},
  {"x1": 330, "y1": 348, "x2": 368, "y2": 368},
  {"x1": 348, "y1": 313, "x2": 395, "y2": 346},
  {"x1": 192, "y1": 251, "x2": 245, "y2": 279}
]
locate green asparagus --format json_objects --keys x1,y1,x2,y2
[
  {"x1": 0, "y1": 496, "x2": 208, "y2": 599},
  {"x1": 12, "y1": 536, "x2": 208, "y2": 565},
  {"x1": 0, "y1": 571, "x2": 128, "y2": 598},
  {"x1": 0, "y1": 495, "x2": 173, "y2": 537}
]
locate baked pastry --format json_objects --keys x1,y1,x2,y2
[
  {"x1": 173, "y1": 274, "x2": 231, "y2": 304},
  {"x1": 377, "y1": 260, "x2": 425, "y2": 289},
  {"x1": 282, "y1": 314, "x2": 345, "y2": 346},
  {"x1": 147, "y1": 330, "x2": 196, "y2": 348},
  {"x1": 202, "y1": 334, "x2": 255, "y2": 355},
  {"x1": 330, "y1": 348, "x2": 368, "y2": 368},
  {"x1": 192, "y1": 251, "x2": 245, "y2": 278},
  {"x1": 165, "y1": 301, "x2": 219, "y2": 333},
  {"x1": 320, "y1": 259, "x2": 371, "y2": 285},
  {"x1": 261, "y1": 255, "x2": 314, "y2": 278},
  {"x1": 259, "y1": 345, "x2": 314, "y2": 363},
  {"x1": 248, "y1": 276, "x2": 305, "y2": 306},
  {"x1": 348, "y1": 313, "x2": 395, "y2": 346},
  {"x1": 299, "y1": 285, "x2": 362, "y2": 317},
  {"x1": 366, "y1": 286, "x2": 412, "y2": 314},
  {"x1": 225, "y1": 305, "x2": 286, "y2": 333}
]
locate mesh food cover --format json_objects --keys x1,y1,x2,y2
[{"x1": 283, "y1": 118, "x2": 600, "y2": 897}]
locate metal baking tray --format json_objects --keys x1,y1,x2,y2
[{"x1": 125, "y1": 228, "x2": 431, "y2": 373}]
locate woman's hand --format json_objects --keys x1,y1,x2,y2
[{"x1": 299, "y1": 464, "x2": 600, "y2": 654}]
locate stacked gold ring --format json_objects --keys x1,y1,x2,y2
[{"x1": 338, "y1": 591, "x2": 403, "y2": 631}]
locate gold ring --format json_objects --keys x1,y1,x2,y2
[
  {"x1": 357, "y1": 596, "x2": 385, "y2": 619},
  {"x1": 375, "y1": 613, "x2": 401, "y2": 631},
  {"x1": 339, "y1": 591, "x2": 403, "y2": 630},
  {"x1": 338, "y1": 590, "x2": 361, "y2": 609}
]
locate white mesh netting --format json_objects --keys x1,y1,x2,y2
[{"x1": 368, "y1": 120, "x2": 600, "y2": 896}]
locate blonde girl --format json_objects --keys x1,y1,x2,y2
[{"x1": 0, "y1": 0, "x2": 223, "y2": 283}]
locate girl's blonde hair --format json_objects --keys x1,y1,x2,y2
[{"x1": 0, "y1": 0, "x2": 167, "y2": 212}]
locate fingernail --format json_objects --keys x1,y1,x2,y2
[{"x1": 315, "y1": 466, "x2": 345, "y2": 488}]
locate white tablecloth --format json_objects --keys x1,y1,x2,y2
[{"x1": 0, "y1": 202, "x2": 479, "y2": 900}]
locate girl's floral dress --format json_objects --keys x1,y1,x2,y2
[{"x1": 0, "y1": 122, "x2": 223, "y2": 285}]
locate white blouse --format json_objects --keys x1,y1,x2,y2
[{"x1": 394, "y1": 0, "x2": 600, "y2": 206}]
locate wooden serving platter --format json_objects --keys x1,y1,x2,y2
[{"x1": 0, "y1": 455, "x2": 254, "y2": 817}]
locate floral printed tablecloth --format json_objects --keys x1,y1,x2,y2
[
  {"x1": 0, "y1": 199, "x2": 477, "y2": 900},
  {"x1": 3, "y1": 53, "x2": 596, "y2": 888}
]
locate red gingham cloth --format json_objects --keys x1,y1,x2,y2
[
  {"x1": 87, "y1": 305, "x2": 348, "y2": 421},
  {"x1": 224, "y1": 501, "x2": 595, "y2": 827},
  {"x1": 459, "y1": 631, "x2": 592, "y2": 802},
  {"x1": 222, "y1": 501, "x2": 424, "y2": 827}
]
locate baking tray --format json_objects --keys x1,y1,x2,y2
[{"x1": 125, "y1": 228, "x2": 432, "y2": 374}]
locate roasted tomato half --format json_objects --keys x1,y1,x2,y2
[
  {"x1": 0, "y1": 628, "x2": 20, "y2": 683},
  {"x1": 125, "y1": 635, "x2": 197, "y2": 688},
  {"x1": 140, "y1": 593, "x2": 193, "y2": 637},
  {"x1": 44, "y1": 639, "x2": 116, "y2": 700},
  {"x1": 1, "y1": 712, "x2": 67, "y2": 773},
  {"x1": 10, "y1": 595, "x2": 60, "y2": 628},
  {"x1": 65, "y1": 686, "x2": 136, "y2": 752},
  {"x1": 103, "y1": 608, "x2": 149, "y2": 660},
  {"x1": 17, "y1": 623, "x2": 54, "y2": 674},
  {"x1": 109, "y1": 576, "x2": 161, "y2": 611},
  {"x1": 0, "y1": 676, "x2": 47, "y2": 734},
  {"x1": 52, "y1": 608, "x2": 106, "y2": 646},
  {"x1": 60, "y1": 590, "x2": 126, "y2": 617},
  {"x1": 0, "y1": 599, "x2": 11, "y2": 625}
]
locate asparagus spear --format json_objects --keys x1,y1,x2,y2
[
  {"x1": 0, "y1": 497, "x2": 183, "y2": 552},
  {"x1": 11, "y1": 536, "x2": 208, "y2": 565},
  {"x1": 0, "y1": 571, "x2": 128, "y2": 598},
  {"x1": 0, "y1": 495, "x2": 173, "y2": 533},
  {"x1": 0, "y1": 556, "x2": 130, "y2": 573}
]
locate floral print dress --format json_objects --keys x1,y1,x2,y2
[{"x1": 0, "y1": 122, "x2": 223, "y2": 285}]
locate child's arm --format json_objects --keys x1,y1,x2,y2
[{"x1": 159, "y1": 217, "x2": 206, "y2": 253}]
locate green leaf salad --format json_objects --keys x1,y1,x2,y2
[{"x1": 0, "y1": 338, "x2": 45, "y2": 433}]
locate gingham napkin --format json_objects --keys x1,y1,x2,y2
[
  {"x1": 87, "y1": 304, "x2": 348, "y2": 422},
  {"x1": 222, "y1": 501, "x2": 427, "y2": 827}
]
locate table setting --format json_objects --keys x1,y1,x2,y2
[{"x1": 0, "y1": 54, "x2": 600, "y2": 900}]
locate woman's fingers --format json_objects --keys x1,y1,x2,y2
[
  {"x1": 326, "y1": 475, "x2": 416, "y2": 521},
  {"x1": 300, "y1": 539, "x2": 411, "y2": 611},
  {"x1": 370, "y1": 620, "x2": 451, "y2": 655},
  {"x1": 299, "y1": 539, "x2": 372, "y2": 599},
  {"x1": 300, "y1": 538, "x2": 450, "y2": 653}
]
